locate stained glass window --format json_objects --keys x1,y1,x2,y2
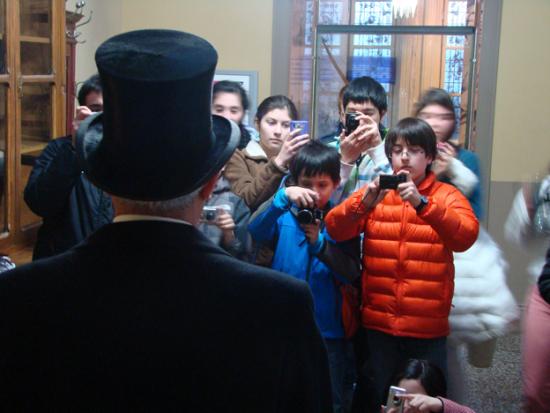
[{"x1": 445, "y1": 0, "x2": 468, "y2": 134}]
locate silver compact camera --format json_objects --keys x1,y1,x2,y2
[{"x1": 201, "y1": 204, "x2": 232, "y2": 224}]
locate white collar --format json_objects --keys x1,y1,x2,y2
[
  {"x1": 114, "y1": 214, "x2": 193, "y2": 226},
  {"x1": 243, "y1": 139, "x2": 268, "y2": 159}
]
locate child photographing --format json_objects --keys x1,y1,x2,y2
[
  {"x1": 248, "y1": 140, "x2": 360, "y2": 413},
  {"x1": 325, "y1": 118, "x2": 479, "y2": 407}
]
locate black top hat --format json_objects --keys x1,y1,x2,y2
[{"x1": 76, "y1": 29, "x2": 239, "y2": 201}]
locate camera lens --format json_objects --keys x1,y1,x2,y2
[
  {"x1": 206, "y1": 211, "x2": 216, "y2": 221},
  {"x1": 296, "y1": 209, "x2": 314, "y2": 225}
]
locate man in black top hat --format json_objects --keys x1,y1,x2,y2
[{"x1": 0, "y1": 30, "x2": 332, "y2": 411}]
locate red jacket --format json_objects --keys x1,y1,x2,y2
[{"x1": 325, "y1": 173, "x2": 479, "y2": 338}]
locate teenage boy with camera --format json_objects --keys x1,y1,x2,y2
[
  {"x1": 323, "y1": 76, "x2": 392, "y2": 204},
  {"x1": 248, "y1": 140, "x2": 360, "y2": 413},
  {"x1": 325, "y1": 117, "x2": 479, "y2": 410}
]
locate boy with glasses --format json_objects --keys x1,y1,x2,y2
[{"x1": 325, "y1": 117, "x2": 479, "y2": 409}]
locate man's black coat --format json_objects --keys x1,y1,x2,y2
[{"x1": 0, "y1": 221, "x2": 332, "y2": 412}]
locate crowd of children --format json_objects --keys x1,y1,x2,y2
[{"x1": 19, "y1": 73, "x2": 532, "y2": 412}]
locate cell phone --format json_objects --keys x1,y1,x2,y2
[
  {"x1": 385, "y1": 386, "x2": 406, "y2": 413},
  {"x1": 379, "y1": 174, "x2": 407, "y2": 190},
  {"x1": 290, "y1": 120, "x2": 309, "y2": 135},
  {"x1": 201, "y1": 204, "x2": 232, "y2": 224},
  {"x1": 345, "y1": 112, "x2": 360, "y2": 135}
]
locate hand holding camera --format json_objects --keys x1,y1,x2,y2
[
  {"x1": 274, "y1": 128, "x2": 310, "y2": 170},
  {"x1": 432, "y1": 142, "x2": 456, "y2": 177},
  {"x1": 340, "y1": 113, "x2": 382, "y2": 164},
  {"x1": 285, "y1": 186, "x2": 319, "y2": 210},
  {"x1": 393, "y1": 393, "x2": 445, "y2": 413},
  {"x1": 72, "y1": 106, "x2": 95, "y2": 142},
  {"x1": 361, "y1": 178, "x2": 388, "y2": 210},
  {"x1": 201, "y1": 204, "x2": 235, "y2": 246},
  {"x1": 393, "y1": 171, "x2": 422, "y2": 208}
]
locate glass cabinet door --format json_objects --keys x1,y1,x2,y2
[
  {"x1": 18, "y1": 0, "x2": 55, "y2": 229},
  {"x1": 0, "y1": 0, "x2": 6, "y2": 74},
  {"x1": 0, "y1": 85, "x2": 8, "y2": 235},
  {"x1": 19, "y1": 0, "x2": 52, "y2": 75}
]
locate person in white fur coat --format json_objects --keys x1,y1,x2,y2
[{"x1": 414, "y1": 88, "x2": 519, "y2": 403}]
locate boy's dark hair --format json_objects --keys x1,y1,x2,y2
[
  {"x1": 77, "y1": 74, "x2": 102, "y2": 106},
  {"x1": 255, "y1": 95, "x2": 298, "y2": 123},
  {"x1": 213, "y1": 80, "x2": 250, "y2": 112},
  {"x1": 414, "y1": 88, "x2": 457, "y2": 139},
  {"x1": 342, "y1": 76, "x2": 387, "y2": 114},
  {"x1": 384, "y1": 117, "x2": 437, "y2": 165},
  {"x1": 388, "y1": 359, "x2": 447, "y2": 398},
  {"x1": 289, "y1": 140, "x2": 340, "y2": 183}
]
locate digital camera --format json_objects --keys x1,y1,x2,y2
[
  {"x1": 296, "y1": 208, "x2": 323, "y2": 225},
  {"x1": 345, "y1": 112, "x2": 360, "y2": 135},
  {"x1": 385, "y1": 385, "x2": 406, "y2": 413},
  {"x1": 201, "y1": 204, "x2": 232, "y2": 224},
  {"x1": 379, "y1": 174, "x2": 407, "y2": 190}
]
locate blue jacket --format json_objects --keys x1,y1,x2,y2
[{"x1": 248, "y1": 189, "x2": 349, "y2": 339}]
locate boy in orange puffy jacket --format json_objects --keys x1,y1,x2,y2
[{"x1": 324, "y1": 117, "x2": 479, "y2": 408}]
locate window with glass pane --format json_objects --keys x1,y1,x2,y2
[
  {"x1": 20, "y1": 83, "x2": 51, "y2": 228},
  {"x1": 313, "y1": 31, "x2": 473, "y2": 140},
  {"x1": 445, "y1": 0, "x2": 468, "y2": 138},
  {"x1": 19, "y1": 0, "x2": 52, "y2": 75},
  {"x1": 0, "y1": 86, "x2": 8, "y2": 234},
  {"x1": 289, "y1": 0, "x2": 477, "y2": 140}
]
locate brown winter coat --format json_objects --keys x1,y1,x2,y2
[{"x1": 224, "y1": 140, "x2": 287, "y2": 212}]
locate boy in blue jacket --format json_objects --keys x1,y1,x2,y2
[{"x1": 248, "y1": 140, "x2": 360, "y2": 413}]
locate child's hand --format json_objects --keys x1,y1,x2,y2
[
  {"x1": 340, "y1": 116, "x2": 381, "y2": 164},
  {"x1": 361, "y1": 177, "x2": 388, "y2": 210},
  {"x1": 398, "y1": 393, "x2": 443, "y2": 412},
  {"x1": 285, "y1": 186, "x2": 319, "y2": 209},
  {"x1": 396, "y1": 171, "x2": 422, "y2": 208},
  {"x1": 300, "y1": 220, "x2": 321, "y2": 245},
  {"x1": 432, "y1": 142, "x2": 456, "y2": 177}
]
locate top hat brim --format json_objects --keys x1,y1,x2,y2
[{"x1": 76, "y1": 113, "x2": 240, "y2": 201}]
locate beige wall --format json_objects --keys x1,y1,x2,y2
[
  {"x1": 119, "y1": 0, "x2": 273, "y2": 102},
  {"x1": 73, "y1": 0, "x2": 123, "y2": 84},
  {"x1": 491, "y1": 0, "x2": 550, "y2": 182}
]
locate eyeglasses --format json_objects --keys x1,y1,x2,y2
[{"x1": 390, "y1": 147, "x2": 425, "y2": 158}]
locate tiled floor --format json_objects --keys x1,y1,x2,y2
[{"x1": 461, "y1": 333, "x2": 522, "y2": 412}]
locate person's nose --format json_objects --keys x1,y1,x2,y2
[{"x1": 274, "y1": 123, "x2": 283, "y2": 137}]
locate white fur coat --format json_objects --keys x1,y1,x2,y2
[{"x1": 449, "y1": 226, "x2": 519, "y2": 344}]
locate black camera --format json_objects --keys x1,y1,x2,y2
[
  {"x1": 296, "y1": 208, "x2": 323, "y2": 225},
  {"x1": 345, "y1": 112, "x2": 360, "y2": 135},
  {"x1": 379, "y1": 174, "x2": 407, "y2": 190}
]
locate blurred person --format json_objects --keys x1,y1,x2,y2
[
  {"x1": 212, "y1": 79, "x2": 258, "y2": 149},
  {"x1": 415, "y1": 88, "x2": 518, "y2": 402},
  {"x1": 384, "y1": 359, "x2": 475, "y2": 413},
  {"x1": 323, "y1": 76, "x2": 392, "y2": 204},
  {"x1": 249, "y1": 140, "x2": 360, "y2": 413},
  {"x1": 24, "y1": 74, "x2": 113, "y2": 260},
  {"x1": 325, "y1": 117, "x2": 479, "y2": 409},
  {"x1": 198, "y1": 167, "x2": 252, "y2": 261},
  {"x1": 0, "y1": 30, "x2": 333, "y2": 411},
  {"x1": 505, "y1": 174, "x2": 550, "y2": 413}
]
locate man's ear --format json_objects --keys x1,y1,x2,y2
[
  {"x1": 199, "y1": 172, "x2": 220, "y2": 201},
  {"x1": 379, "y1": 109, "x2": 387, "y2": 122}
]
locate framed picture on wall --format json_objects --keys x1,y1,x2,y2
[{"x1": 214, "y1": 70, "x2": 258, "y2": 126}]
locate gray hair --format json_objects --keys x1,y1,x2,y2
[{"x1": 114, "y1": 187, "x2": 202, "y2": 214}]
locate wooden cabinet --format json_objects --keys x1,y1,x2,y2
[{"x1": 0, "y1": 0, "x2": 66, "y2": 259}]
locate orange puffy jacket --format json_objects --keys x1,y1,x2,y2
[{"x1": 325, "y1": 173, "x2": 479, "y2": 339}]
